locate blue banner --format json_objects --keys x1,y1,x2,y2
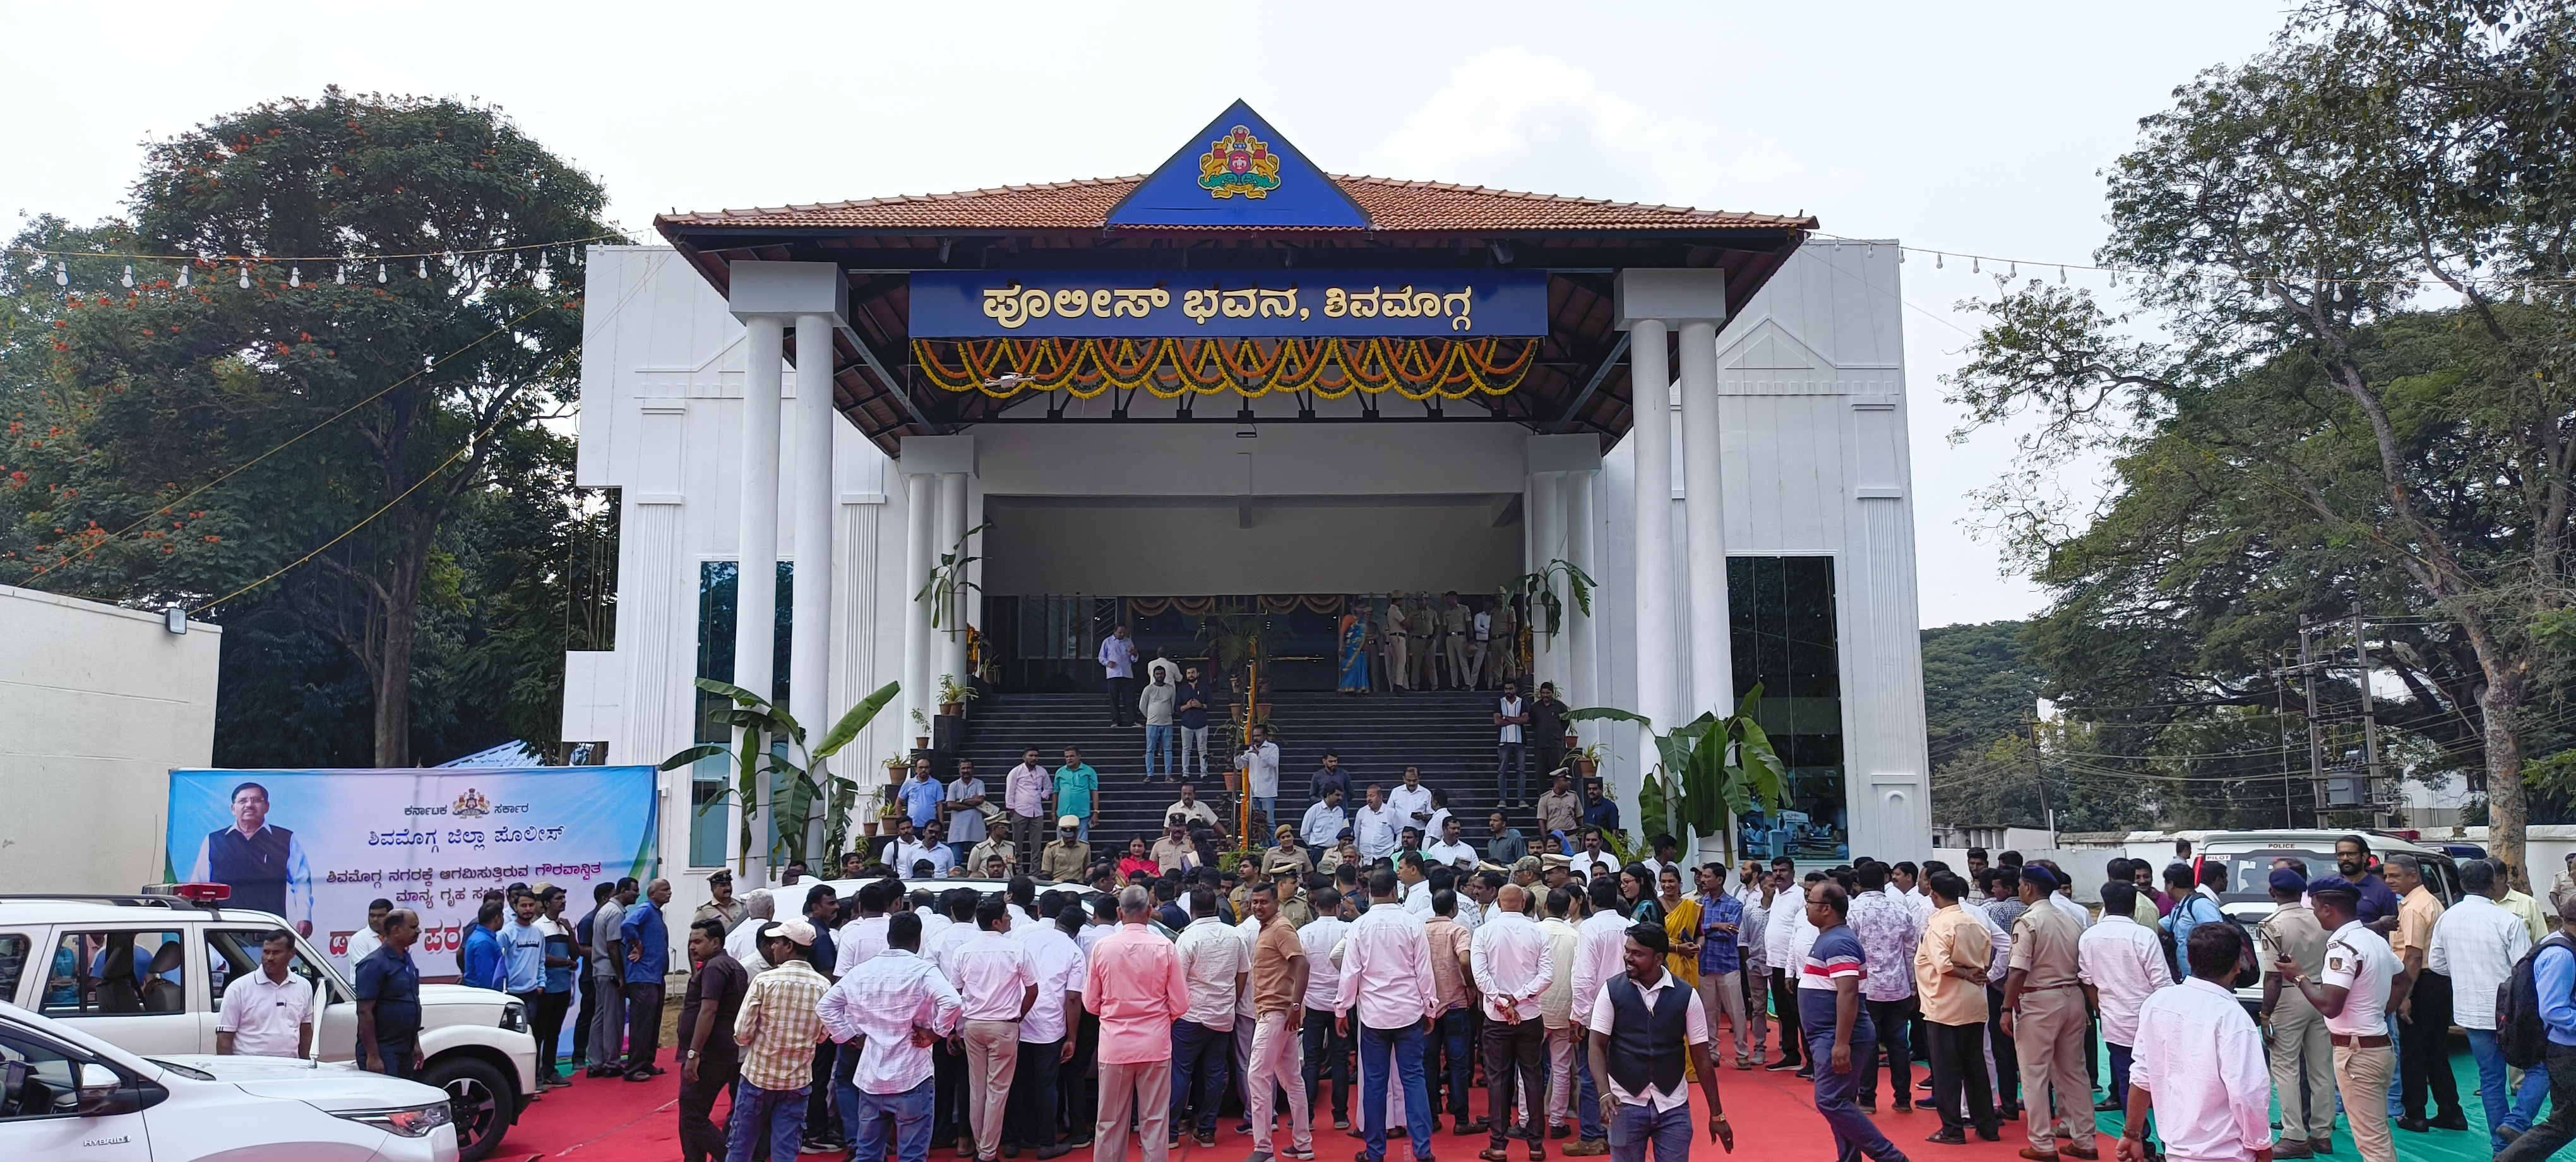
[
  {"x1": 165, "y1": 767, "x2": 659, "y2": 974},
  {"x1": 909, "y1": 269, "x2": 1549, "y2": 338}
]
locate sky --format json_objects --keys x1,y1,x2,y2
[{"x1": 0, "y1": 1, "x2": 2293, "y2": 628}]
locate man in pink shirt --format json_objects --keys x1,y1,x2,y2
[{"x1": 1083, "y1": 885, "x2": 1191, "y2": 1162}]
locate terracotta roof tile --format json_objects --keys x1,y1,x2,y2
[{"x1": 657, "y1": 174, "x2": 1811, "y2": 234}]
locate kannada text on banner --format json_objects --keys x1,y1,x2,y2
[
  {"x1": 909, "y1": 269, "x2": 1550, "y2": 338},
  {"x1": 165, "y1": 767, "x2": 658, "y2": 975}
]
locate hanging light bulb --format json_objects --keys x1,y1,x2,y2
[
  {"x1": 2007, "y1": 262, "x2": 2018, "y2": 279},
  {"x1": 239, "y1": 264, "x2": 253, "y2": 290},
  {"x1": 1864, "y1": 243, "x2": 1875, "y2": 261},
  {"x1": 1897, "y1": 248, "x2": 1906, "y2": 264},
  {"x1": 2524, "y1": 282, "x2": 2537, "y2": 306},
  {"x1": 335, "y1": 265, "x2": 346, "y2": 285},
  {"x1": 54, "y1": 260, "x2": 68, "y2": 287},
  {"x1": 1971, "y1": 257, "x2": 1981, "y2": 274},
  {"x1": 122, "y1": 265, "x2": 135, "y2": 289},
  {"x1": 534, "y1": 251, "x2": 551, "y2": 289},
  {"x1": 175, "y1": 264, "x2": 189, "y2": 289},
  {"x1": 377, "y1": 263, "x2": 387, "y2": 284},
  {"x1": 415, "y1": 257, "x2": 428, "y2": 279},
  {"x1": 1935, "y1": 252, "x2": 1944, "y2": 269},
  {"x1": 289, "y1": 265, "x2": 301, "y2": 289}
]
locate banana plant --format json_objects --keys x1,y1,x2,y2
[
  {"x1": 1513, "y1": 558, "x2": 1595, "y2": 639},
  {"x1": 1566, "y1": 684, "x2": 1787, "y2": 866},
  {"x1": 914, "y1": 522, "x2": 991, "y2": 635},
  {"x1": 661, "y1": 678, "x2": 902, "y2": 873}
]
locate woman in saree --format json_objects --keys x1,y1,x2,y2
[{"x1": 1337, "y1": 599, "x2": 1371, "y2": 693}]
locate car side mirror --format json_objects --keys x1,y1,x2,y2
[{"x1": 75, "y1": 1062, "x2": 134, "y2": 1115}]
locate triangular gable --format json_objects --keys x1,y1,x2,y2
[
  {"x1": 1106, "y1": 100, "x2": 1371, "y2": 229},
  {"x1": 1719, "y1": 319, "x2": 1824, "y2": 370}
]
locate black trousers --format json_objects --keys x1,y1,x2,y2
[
  {"x1": 1772, "y1": 968, "x2": 1805, "y2": 1065},
  {"x1": 1010, "y1": 1038, "x2": 1064, "y2": 1147},
  {"x1": 1986, "y1": 985, "x2": 2020, "y2": 1114},
  {"x1": 1108, "y1": 676, "x2": 1138, "y2": 726},
  {"x1": 529, "y1": 991, "x2": 569, "y2": 1082},
  {"x1": 677, "y1": 1054, "x2": 740, "y2": 1162},
  {"x1": 1063, "y1": 1012, "x2": 1099, "y2": 1141},
  {"x1": 934, "y1": 1036, "x2": 969, "y2": 1144},
  {"x1": 1482, "y1": 1017, "x2": 1546, "y2": 1147},
  {"x1": 1863, "y1": 997, "x2": 1916, "y2": 1105},
  {"x1": 1926, "y1": 1020, "x2": 1997, "y2": 1134},
  {"x1": 2400, "y1": 970, "x2": 2464, "y2": 1120},
  {"x1": 623, "y1": 982, "x2": 664, "y2": 1075},
  {"x1": 571, "y1": 974, "x2": 594, "y2": 1069},
  {"x1": 1303, "y1": 1006, "x2": 1352, "y2": 1118},
  {"x1": 807, "y1": 1038, "x2": 839, "y2": 1142}
]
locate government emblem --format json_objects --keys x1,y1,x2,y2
[
  {"x1": 451, "y1": 788, "x2": 491, "y2": 818},
  {"x1": 1198, "y1": 125, "x2": 1282, "y2": 200}
]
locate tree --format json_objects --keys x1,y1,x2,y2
[
  {"x1": 1948, "y1": 2, "x2": 2576, "y2": 877},
  {"x1": 2, "y1": 89, "x2": 614, "y2": 765},
  {"x1": 1921, "y1": 620, "x2": 2046, "y2": 770}
]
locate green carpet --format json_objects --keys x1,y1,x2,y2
[{"x1": 2081, "y1": 1047, "x2": 2525, "y2": 1162}]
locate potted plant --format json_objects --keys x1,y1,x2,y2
[
  {"x1": 937, "y1": 674, "x2": 979, "y2": 718},
  {"x1": 1567, "y1": 685, "x2": 1787, "y2": 868},
  {"x1": 1573, "y1": 741, "x2": 1602, "y2": 781},
  {"x1": 910, "y1": 707, "x2": 931, "y2": 751},
  {"x1": 869, "y1": 756, "x2": 909, "y2": 837}
]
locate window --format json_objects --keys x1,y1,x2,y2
[
  {"x1": 0, "y1": 935, "x2": 27, "y2": 1007},
  {"x1": 206, "y1": 930, "x2": 335, "y2": 1007},
  {"x1": 39, "y1": 931, "x2": 186, "y2": 1017},
  {"x1": 1729, "y1": 557, "x2": 1848, "y2": 863},
  {"x1": 0, "y1": 1027, "x2": 85, "y2": 1120},
  {"x1": 693, "y1": 560, "x2": 793, "y2": 867}
]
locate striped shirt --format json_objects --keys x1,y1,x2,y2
[
  {"x1": 733, "y1": 958, "x2": 830, "y2": 1092},
  {"x1": 818, "y1": 949, "x2": 963, "y2": 1094},
  {"x1": 1798, "y1": 925, "x2": 1866, "y2": 991}
]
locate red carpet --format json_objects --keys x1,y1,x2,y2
[{"x1": 498, "y1": 1051, "x2": 2070, "y2": 1162}]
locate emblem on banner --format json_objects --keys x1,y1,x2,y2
[
  {"x1": 1198, "y1": 125, "x2": 1282, "y2": 200},
  {"x1": 451, "y1": 788, "x2": 491, "y2": 818}
]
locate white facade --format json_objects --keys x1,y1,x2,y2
[
  {"x1": 561, "y1": 238, "x2": 1930, "y2": 916},
  {"x1": 0, "y1": 584, "x2": 220, "y2": 894}
]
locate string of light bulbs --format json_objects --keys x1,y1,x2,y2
[
  {"x1": 1808, "y1": 230, "x2": 2569, "y2": 299},
  {"x1": 6, "y1": 229, "x2": 639, "y2": 293}
]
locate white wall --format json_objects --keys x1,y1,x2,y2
[{"x1": 0, "y1": 585, "x2": 219, "y2": 893}]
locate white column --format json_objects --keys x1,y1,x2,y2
[
  {"x1": 788, "y1": 316, "x2": 838, "y2": 853},
  {"x1": 937, "y1": 471, "x2": 970, "y2": 693},
  {"x1": 1563, "y1": 469, "x2": 1597, "y2": 715},
  {"x1": 1527, "y1": 470, "x2": 1563, "y2": 691},
  {"x1": 1628, "y1": 320, "x2": 1678, "y2": 731},
  {"x1": 1677, "y1": 318, "x2": 1731, "y2": 718},
  {"x1": 732, "y1": 314, "x2": 784, "y2": 885},
  {"x1": 902, "y1": 471, "x2": 936, "y2": 744}
]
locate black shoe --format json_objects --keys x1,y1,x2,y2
[
  {"x1": 1924, "y1": 1130, "x2": 1968, "y2": 1146},
  {"x1": 1549, "y1": 1126, "x2": 1570, "y2": 1141},
  {"x1": 2430, "y1": 1114, "x2": 2469, "y2": 1132},
  {"x1": 1003, "y1": 1146, "x2": 1021, "y2": 1158},
  {"x1": 1859, "y1": 1101, "x2": 1878, "y2": 1113},
  {"x1": 2094, "y1": 1097, "x2": 2122, "y2": 1112},
  {"x1": 1795, "y1": 1069, "x2": 1814, "y2": 1080},
  {"x1": 2397, "y1": 1118, "x2": 2430, "y2": 1134},
  {"x1": 1765, "y1": 1058, "x2": 1803, "y2": 1072},
  {"x1": 1977, "y1": 1127, "x2": 2002, "y2": 1142}
]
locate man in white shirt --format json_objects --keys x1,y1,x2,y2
[
  {"x1": 729, "y1": 892, "x2": 780, "y2": 978},
  {"x1": 1172, "y1": 887, "x2": 1247, "y2": 1148},
  {"x1": 1423, "y1": 817, "x2": 1478, "y2": 872},
  {"x1": 1386, "y1": 768, "x2": 1434, "y2": 834},
  {"x1": 1334, "y1": 870, "x2": 1442, "y2": 1162},
  {"x1": 2430, "y1": 858, "x2": 2537, "y2": 1153},
  {"x1": 2120, "y1": 923, "x2": 2270, "y2": 1162},
  {"x1": 1534, "y1": 886, "x2": 1593, "y2": 1146},
  {"x1": 2285, "y1": 878, "x2": 2402, "y2": 1162},
  {"x1": 1299, "y1": 888, "x2": 1356, "y2": 1132},
  {"x1": 1302, "y1": 789, "x2": 1351, "y2": 858},
  {"x1": 1355, "y1": 786, "x2": 1402, "y2": 865},
  {"x1": 895, "y1": 819, "x2": 957, "y2": 879},
  {"x1": 1470, "y1": 884, "x2": 1556, "y2": 1155},
  {"x1": 1567, "y1": 829, "x2": 1619, "y2": 884},
  {"x1": 1013, "y1": 905, "x2": 1088, "y2": 1160},
  {"x1": 1165, "y1": 784, "x2": 1221, "y2": 830},
  {"x1": 2078, "y1": 881, "x2": 2173, "y2": 1132},
  {"x1": 1494, "y1": 682, "x2": 1530, "y2": 809},
  {"x1": 217, "y1": 929, "x2": 314, "y2": 1058},
  {"x1": 1762, "y1": 861, "x2": 1809, "y2": 1072},
  {"x1": 1733, "y1": 865, "x2": 1775, "y2": 1068},
  {"x1": 950, "y1": 897, "x2": 1039, "y2": 1162},
  {"x1": 1238, "y1": 724, "x2": 1282, "y2": 828},
  {"x1": 1469, "y1": 606, "x2": 1494, "y2": 688},
  {"x1": 819, "y1": 912, "x2": 963, "y2": 1162},
  {"x1": 344, "y1": 898, "x2": 391, "y2": 967}
]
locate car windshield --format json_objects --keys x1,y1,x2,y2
[{"x1": 2212, "y1": 849, "x2": 2340, "y2": 904}]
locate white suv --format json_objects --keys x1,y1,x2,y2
[
  {"x1": 0, "y1": 999, "x2": 458, "y2": 1161},
  {"x1": 0, "y1": 895, "x2": 536, "y2": 1161}
]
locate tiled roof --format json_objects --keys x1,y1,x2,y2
[{"x1": 656, "y1": 174, "x2": 1812, "y2": 234}]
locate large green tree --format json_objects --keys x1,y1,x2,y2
[
  {"x1": 3, "y1": 88, "x2": 614, "y2": 765},
  {"x1": 1949, "y1": 1, "x2": 2576, "y2": 875}
]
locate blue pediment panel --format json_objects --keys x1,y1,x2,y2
[{"x1": 1106, "y1": 100, "x2": 1371, "y2": 229}]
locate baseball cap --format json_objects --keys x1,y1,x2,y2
[{"x1": 761, "y1": 918, "x2": 816, "y2": 946}]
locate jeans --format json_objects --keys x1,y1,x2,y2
[
  {"x1": 1805, "y1": 1000, "x2": 1902, "y2": 1162},
  {"x1": 2498, "y1": 1041, "x2": 2576, "y2": 1162},
  {"x1": 1171, "y1": 1019, "x2": 1232, "y2": 1135},
  {"x1": 1252, "y1": 797, "x2": 1277, "y2": 834},
  {"x1": 841, "y1": 1076, "x2": 936, "y2": 1162},
  {"x1": 1008, "y1": 1039, "x2": 1063, "y2": 1147},
  {"x1": 1144, "y1": 724, "x2": 1174, "y2": 780},
  {"x1": 1574, "y1": 1033, "x2": 1606, "y2": 1141},
  {"x1": 680, "y1": 1054, "x2": 741, "y2": 1162},
  {"x1": 1181, "y1": 726, "x2": 1211, "y2": 781},
  {"x1": 1303, "y1": 1007, "x2": 1352, "y2": 1119},
  {"x1": 1109, "y1": 676, "x2": 1137, "y2": 726},
  {"x1": 727, "y1": 1081, "x2": 809, "y2": 1162},
  {"x1": 1431, "y1": 1009, "x2": 1474, "y2": 1117},
  {"x1": 2108, "y1": 1042, "x2": 2147, "y2": 1146},
  {"x1": 1358, "y1": 1022, "x2": 1433, "y2": 1162},
  {"x1": 2467, "y1": 1029, "x2": 2554, "y2": 1148},
  {"x1": 1497, "y1": 742, "x2": 1528, "y2": 805},
  {"x1": 1607, "y1": 1099, "x2": 1693, "y2": 1162}
]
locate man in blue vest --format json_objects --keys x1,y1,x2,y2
[
  {"x1": 1583, "y1": 923, "x2": 1731, "y2": 1162},
  {"x1": 188, "y1": 781, "x2": 313, "y2": 934}
]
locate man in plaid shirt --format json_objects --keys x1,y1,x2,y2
[{"x1": 732, "y1": 919, "x2": 831, "y2": 1162}]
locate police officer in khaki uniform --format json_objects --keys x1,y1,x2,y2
[
  {"x1": 2286, "y1": 877, "x2": 2403, "y2": 1162},
  {"x1": 1490, "y1": 587, "x2": 1522, "y2": 686},
  {"x1": 1383, "y1": 592, "x2": 1411, "y2": 692},
  {"x1": 1038, "y1": 815, "x2": 1091, "y2": 882},
  {"x1": 2001, "y1": 865, "x2": 2099, "y2": 1161},
  {"x1": 1440, "y1": 591, "x2": 1471, "y2": 690},
  {"x1": 2258, "y1": 868, "x2": 2336, "y2": 1158},
  {"x1": 1407, "y1": 596, "x2": 1438, "y2": 690}
]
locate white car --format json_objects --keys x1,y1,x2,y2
[
  {"x1": 0, "y1": 895, "x2": 535, "y2": 1161},
  {"x1": 2190, "y1": 829, "x2": 2464, "y2": 1007},
  {"x1": 0, "y1": 998, "x2": 458, "y2": 1161}
]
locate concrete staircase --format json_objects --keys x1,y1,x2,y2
[{"x1": 957, "y1": 689, "x2": 1547, "y2": 854}]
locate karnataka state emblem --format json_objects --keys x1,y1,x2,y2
[
  {"x1": 451, "y1": 788, "x2": 491, "y2": 818},
  {"x1": 1198, "y1": 125, "x2": 1282, "y2": 200}
]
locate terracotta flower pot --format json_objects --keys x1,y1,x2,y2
[{"x1": 939, "y1": 702, "x2": 963, "y2": 717}]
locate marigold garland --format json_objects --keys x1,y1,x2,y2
[{"x1": 911, "y1": 337, "x2": 1537, "y2": 402}]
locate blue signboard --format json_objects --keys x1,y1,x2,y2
[
  {"x1": 910, "y1": 269, "x2": 1549, "y2": 338},
  {"x1": 1106, "y1": 100, "x2": 1372, "y2": 229}
]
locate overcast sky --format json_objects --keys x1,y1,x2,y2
[{"x1": 1, "y1": 1, "x2": 2291, "y2": 628}]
